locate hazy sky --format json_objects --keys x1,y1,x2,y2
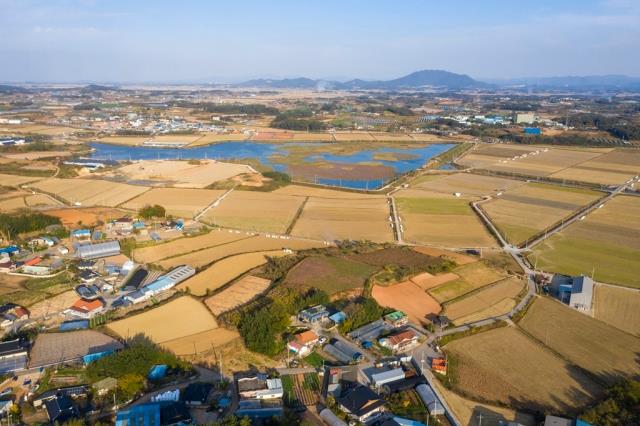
[{"x1": 1, "y1": 0, "x2": 639, "y2": 83}]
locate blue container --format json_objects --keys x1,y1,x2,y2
[{"x1": 148, "y1": 364, "x2": 168, "y2": 380}]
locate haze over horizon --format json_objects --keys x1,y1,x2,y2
[{"x1": 1, "y1": 0, "x2": 639, "y2": 83}]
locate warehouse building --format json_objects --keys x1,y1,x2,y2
[
  {"x1": 416, "y1": 384, "x2": 445, "y2": 416},
  {"x1": 76, "y1": 241, "x2": 120, "y2": 260},
  {"x1": 551, "y1": 275, "x2": 594, "y2": 312}
]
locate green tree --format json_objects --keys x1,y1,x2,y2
[
  {"x1": 139, "y1": 204, "x2": 166, "y2": 219},
  {"x1": 118, "y1": 373, "x2": 146, "y2": 400}
]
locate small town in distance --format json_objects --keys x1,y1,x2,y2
[{"x1": 0, "y1": 1, "x2": 639, "y2": 426}]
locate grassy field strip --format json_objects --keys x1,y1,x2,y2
[{"x1": 285, "y1": 196, "x2": 309, "y2": 235}]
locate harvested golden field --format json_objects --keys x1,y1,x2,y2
[
  {"x1": 177, "y1": 250, "x2": 285, "y2": 296},
  {"x1": 1, "y1": 151, "x2": 72, "y2": 160},
  {"x1": 429, "y1": 262, "x2": 507, "y2": 303},
  {"x1": 107, "y1": 296, "x2": 238, "y2": 354},
  {"x1": 372, "y1": 280, "x2": 441, "y2": 325},
  {"x1": 133, "y1": 229, "x2": 248, "y2": 263},
  {"x1": 332, "y1": 132, "x2": 375, "y2": 142},
  {"x1": 97, "y1": 136, "x2": 148, "y2": 146},
  {"x1": 150, "y1": 134, "x2": 203, "y2": 144},
  {"x1": 28, "y1": 290, "x2": 78, "y2": 319},
  {"x1": 291, "y1": 196, "x2": 394, "y2": 242},
  {"x1": 370, "y1": 132, "x2": 415, "y2": 142},
  {"x1": 202, "y1": 191, "x2": 304, "y2": 234},
  {"x1": 519, "y1": 297, "x2": 640, "y2": 384},
  {"x1": 0, "y1": 196, "x2": 28, "y2": 211},
  {"x1": 187, "y1": 133, "x2": 249, "y2": 146},
  {"x1": 30, "y1": 178, "x2": 149, "y2": 207},
  {"x1": 272, "y1": 184, "x2": 378, "y2": 199},
  {"x1": 442, "y1": 277, "x2": 525, "y2": 324},
  {"x1": 459, "y1": 145, "x2": 603, "y2": 177},
  {"x1": 530, "y1": 195, "x2": 640, "y2": 288},
  {"x1": 121, "y1": 187, "x2": 223, "y2": 218},
  {"x1": 593, "y1": 285, "x2": 640, "y2": 336},
  {"x1": 205, "y1": 275, "x2": 271, "y2": 315},
  {"x1": 396, "y1": 190, "x2": 496, "y2": 248},
  {"x1": 103, "y1": 160, "x2": 256, "y2": 188},
  {"x1": 0, "y1": 173, "x2": 43, "y2": 186},
  {"x1": 162, "y1": 328, "x2": 239, "y2": 356},
  {"x1": 482, "y1": 183, "x2": 602, "y2": 244},
  {"x1": 0, "y1": 193, "x2": 60, "y2": 211},
  {"x1": 157, "y1": 235, "x2": 324, "y2": 269},
  {"x1": 45, "y1": 207, "x2": 124, "y2": 227},
  {"x1": 410, "y1": 272, "x2": 459, "y2": 290},
  {"x1": 446, "y1": 327, "x2": 602, "y2": 413},
  {"x1": 410, "y1": 173, "x2": 522, "y2": 198},
  {"x1": 550, "y1": 149, "x2": 640, "y2": 185},
  {"x1": 25, "y1": 194, "x2": 63, "y2": 207}
]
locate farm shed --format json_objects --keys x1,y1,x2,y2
[
  {"x1": 319, "y1": 408, "x2": 347, "y2": 426},
  {"x1": 76, "y1": 241, "x2": 120, "y2": 259},
  {"x1": 415, "y1": 384, "x2": 445, "y2": 415},
  {"x1": 116, "y1": 404, "x2": 160, "y2": 426},
  {"x1": 0, "y1": 339, "x2": 28, "y2": 374},
  {"x1": 29, "y1": 330, "x2": 124, "y2": 368},
  {"x1": 371, "y1": 368, "x2": 405, "y2": 387},
  {"x1": 324, "y1": 344, "x2": 354, "y2": 364},
  {"x1": 332, "y1": 340, "x2": 362, "y2": 362},
  {"x1": 551, "y1": 275, "x2": 594, "y2": 312}
]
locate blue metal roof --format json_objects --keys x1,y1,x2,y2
[
  {"x1": 116, "y1": 403, "x2": 160, "y2": 426},
  {"x1": 0, "y1": 246, "x2": 19, "y2": 254},
  {"x1": 145, "y1": 276, "x2": 175, "y2": 292}
]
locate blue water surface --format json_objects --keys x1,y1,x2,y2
[{"x1": 89, "y1": 141, "x2": 453, "y2": 190}]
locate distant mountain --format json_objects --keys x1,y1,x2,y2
[
  {"x1": 235, "y1": 70, "x2": 488, "y2": 90},
  {"x1": 498, "y1": 75, "x2": 640, "y2": 91}
]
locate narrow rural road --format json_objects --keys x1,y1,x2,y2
[{"x1": 194, "y1": 187, "x2": 234, "y2": 221}]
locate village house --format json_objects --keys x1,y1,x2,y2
[
  {"x1": 237, "y1": 374, "x2": 283, "y2": 400},
  {"x1": 65, "y1": 298, "x2": 105, "y2": 319},
  {"x1": 287, "y1": 330, "x2": 319, "y2": 356},
  {"x1": 337, "y1": 385, "x2": 386, "y2": 423},
  {"x1": 384, "y1": 311, "x2": 409, "y2": 327},
  {"x1": 378, "y1": 329, "x2": 419, "y2": 353}
]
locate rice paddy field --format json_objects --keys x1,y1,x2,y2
[
  {"x1": 395, "y1": 189, "x2": 496, "y2": 248},
  {"x1": 518, "y1": 297, "x2": 640, "y2": 384},
  {"x1": 0, "y1": 173, "x2": 43, "y2": 186},
  {"x1": 441, "y1": 277, "x2": 525, "y2": 325},
  {"x1": 291, "y1": 195, "x2": 394, "y2": 242},
  {"x1": 428, "y1": 261, "x2": 507, "y2": 303},
  {"x1": 458, "y1": 145, "x2": 605, "y2": 177},
  {"x1": 593, "y1": 285, "x2": 640, "y2": 336},
  {"x1": 156, "y1": 235, "x2": 324, "y2": 269},
  {"x1": 272, "y1": 184, "x2": 380, "y2": 199},
  {"x1": 107, "y1": 296, "x2": 239, "y2": 355},
  {"x1": 177, "y1": 250, "x2": 286, "y2": 296},
  {"x1": 205, "y1": 275, "x2": 271, "y2": 316},
  {"x1": 445, "y1": 326, "x2": 602, "y2": 413},
  {"x1": 30, "y1": 178, "x2": 149, "y2": 207},
  {"x1": 550, "y1": 149, "x2": 640, "y2": 185},
  {"x1": 201, "y1": 191, "x2": 304, "y2": 234},
  {"x1": 481, "y1": 183, "x2": 603, "y2": 245},
  {"x1": 283, "y1": 255, "x2": 377, "y2": 295},
  {"x1": 372, "y1": 280, "x2": 441, "y2": 325},
  {"x1": 133, "y1": 229, "x2": 248, "y2": 263},
  {"x1": 121, "y1": 187, "x2": 224, "y2": 218},
  {"x1": 104, "y1": 160, "x2": 255, "y2": 188},
  {"x1": 530, "y1": 195, "x2": 640, "y2": 288},
  {"x1": 410, "y1": 173, "x2": 523, "y2": 199}
]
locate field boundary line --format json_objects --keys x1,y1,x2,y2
[
  {"x1": 194, "y1": 187, "x2": 235, "y2": 221},
  {"x1": 285, "y1": 196, "x2": 309, "y2": 235},
  {"x1": 149, "y1": 235, "x2": 256, "y2": 263},
  {"x1": 439, "y1": 275, "x2": 518, "y2": 307},
  {"x1": 114, "y1": 186, "x2": 153, "y2": 208}
]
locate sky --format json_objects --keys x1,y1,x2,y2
[{"x1": 1, "y1": 0, "x2": 639, "y2": 83}]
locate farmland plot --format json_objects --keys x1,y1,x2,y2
[
  {"x1": 31, "y1": 178, "x2": 149, "y2": 207},
  {"x1": 550, "y1": 149, "x2": 640, "y2": 185},
  {"x1": 519, "y1": 297, "x2": 640, "y2": 384},
  {"x1": 107, "y1": 296, "x2": 238, "y2": 355},
  {"x1": 0, "y1": 173, "x2": 43, "y2": 186},
  {"x1": 291, "y1": 196, "x2": 394, "y2": 242},
  {"x1": 177, "y1": 250, "x2": 286, "y2": 296},
  {"x1": 411, "y1": 173, "x2": 522, "y2": 199},
  {"x1": 202, "y1": 191, "x2": 304, "y2": 234},
  {"x1": 284, "y1": 255, "x2": 376, "y2": 295},
  {"x1": 446, "y1": 327, "x2": 602, "y2": 413},
  {"x1": 429, "y1": 262, "x2": 507, "y2": 303},
  {"x1": 205, "y1": 275, "x2": 271, "y2": 316},
  {"x1": 157, "y1": 234, "x2": 324, "y2": 269},
  {"x1": 442, "y1": 277, "x2": 525, "y2": 325},
  {"x1": 530, "y1": 195, "x2": 640, "y2": 288},
  {"x1": 593, "y1": 285, "x2": 640, "y2": 336},
  {"x1": 396, "y1": 190, "x2": 496, "y2": 248},
  {"x1": 372, "y1": 280, "x2": 441, "y2": 325},
  {"x1": 133, "y1": 229, "x2": 248, "y2": 263},
  {"x1": 122, "y1": 187, "x2": 224, "y2": 218},
  {"x1": 482, "y1": 183, "x2": 602, "y2": 244}
]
